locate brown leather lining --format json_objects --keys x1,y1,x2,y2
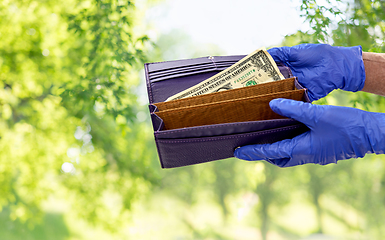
[
  {"x1": 154, "y1": 78, "x2": 305, "y2": 130},
  {"x1": 155, "y1": 77, "x2": 297, "y2": 111}
]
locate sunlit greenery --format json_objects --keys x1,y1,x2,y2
[
  {"x1": 0, "y1": 0, "x2": 158, "y2": 237},
  {"x1": 1, "y1": 0, "x2": 385, "y2": 239}
]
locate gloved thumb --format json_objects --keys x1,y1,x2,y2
[
  {"x1": 267, "y1": 47, "x2": 292, "y2": 63},
  {"x1": 269, "y1": 98, "x2": 320, "y2": 128}
]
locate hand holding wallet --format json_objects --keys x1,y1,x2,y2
[
  {"x1": 235, "y1": 98, "x2": 385, "y2": 167},
  {"x1": 268, "y1": 44, "x2": 366, "y2": 101}
]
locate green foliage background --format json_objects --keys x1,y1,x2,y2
[{"x1": 0, "y1": 0, "x2": 385, "y2": 239}]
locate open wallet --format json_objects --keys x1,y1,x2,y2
[{"x1": 144, "y1": 55, "x2": 311, "y2": 168}]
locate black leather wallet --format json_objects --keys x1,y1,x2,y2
[{"x1": 145, "y1": 55, "x2": 310, "y2": 168}]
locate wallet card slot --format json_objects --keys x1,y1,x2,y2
[
  {"x1": 149, "y1": 62, "x2": 238, "y2": 79},
  {"x1": 155, "y1": 118, "x2": 301, "y2": 139},
  {"x1": 149, "y1": 68, "x2": 229, "y2": 83},
  {"x1": 155, "y1": 89, "x2": 305, "y2": 130},
  {"x1": 148, "y1": 62, "x2": 292, "y2": 83},
  {"x1": 154, "y1": 77, "x2": 297, "y2": 111},
  {"x1": 149, "y1": 71, "x2": 221, "y2": 103},
  {"x1": 146, "y1": 55, "x2": 246, "y2": 73}
]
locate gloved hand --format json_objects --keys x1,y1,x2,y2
[
  {"x1": 234, "y1": 99, "x2": 385, "y2": 167},
  {"x1": 268, "y1": 44, "x2": 366, "y2": 101}
]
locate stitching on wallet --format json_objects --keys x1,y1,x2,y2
[
  {"x1": 156, "y1": 125, "x2": 302, "y2": 143},
  {"x1": 209, "y1": 56, "x2": 218, "y2": 70}
]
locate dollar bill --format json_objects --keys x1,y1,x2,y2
[{"x1": 166, "y1": 48, "x2": 285, "y2": 101}]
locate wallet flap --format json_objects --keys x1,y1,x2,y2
[{"x1": 156, "y1": 123, "x2": 309, "y2": 168}]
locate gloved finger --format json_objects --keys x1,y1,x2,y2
[
  {"x1": 267, "y1": 47, "x2": 290, "y2": 63},
  {"x1": 234, "y1": 138, "x2": 293, "y2": 161},
  {"x1": 269, "y1": 98, "x2": 320, "y2": 128},
  {"x1": 234, "y1": 132, "x2": 312, "y2": 167}
]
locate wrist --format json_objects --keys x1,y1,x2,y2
[{"x1": 361, "y1": 52, "x2": 385, "y2": 96}]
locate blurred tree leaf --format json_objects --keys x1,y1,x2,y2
[{"x1": 0, "y1": 0, "x2": 159, "y2": 232}]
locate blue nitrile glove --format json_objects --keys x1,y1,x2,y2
[
  {"x1": 268, "y1": 44, "x2": 366, "y2": 101},
  {"x1": 234, "y1": 99, "x2": 385, "y2": 167}
]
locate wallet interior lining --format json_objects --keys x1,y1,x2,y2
[
  {"x1": 155, "y1": 88, "x2": 305, "y2": 130},
  {"x1": 154, "y1": 77, "x2": 297, "y2": 111}
]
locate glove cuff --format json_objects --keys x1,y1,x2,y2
[
  {"x1": 341, "y1": 45, "x2": 366, "y2": 92},
  {"x1": 364, "y1": 112, "x2": 385, "y2": 155}
]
